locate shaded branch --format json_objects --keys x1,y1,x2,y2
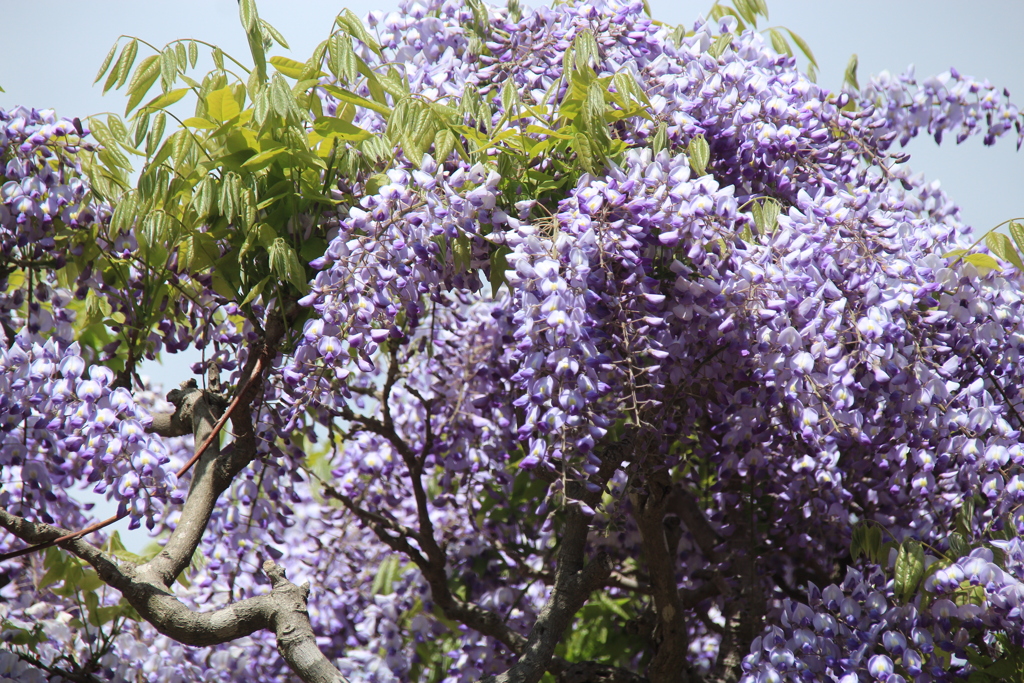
[
  {"x1": 664, "y1": 486, "x2": 723, "y2": 564},
  {"x1": 483, "y1": 432, "x2": 632, "y2": 683},
  {"x1": 631, "y1": 470, "x2": 693, "y2": 683}
]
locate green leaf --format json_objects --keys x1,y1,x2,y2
[
  {"x1": 139, "y1": 87, "x2": 188, "y2": 114},
  {"x1": 434, "y1": 128, "x2": 457, "y2": 163},
  {"x1": 651, "y1": 121, "x2": 667, "y2": 156},
  {"x1": 268, "y1": 237, "x2": 309, "y2": 291},
  {"x1": 192, "y1": 177, "x2": 216, "y2": 220},
  {"x1": 371, "y1": 555, "x2": 402, "y2": 595},
  {"x1": 220, "y1": 173, "x2": 240, "y2": 223},
  {"x1": 708, "y1": 34, "x2": 733, "y2": 59},
  {"x1": 147, "y1": 111, "x2": 167, "y2": 156},
  {"x1": 244, "y1": 22, "x2": 268, "y2": 85},
  {"x1": 337, "y1": 8, "x2": 382, "y2": 56},
  {"x1": 732, "y1": 0, "x2": 757, "y2": 26},
  {"x1": 573, "y1": 132, "x2": 595, "y2": 173},
  {"x1": 124, "y1": 55, "x2": 161, "y2": 115},
  {"x1": 104, "y1": 47, "x2": 127, "y2": 94},
  {"x1": 688, "y1": 134, "x2": 710, "y2": 176},
  {"x1": 844, "y1": 53, "x2": 860, "y2": 91},
  {"x1": 865, "y1": 526, "x2": 882, "y2": 563},
  {"x1": 269, "y1": 55, "x2": 307, "y2": 80},
  {"x1": 322, "y1": 84, "x2": 391, "y2": 117},
  {"x1": 85, "y1": 591, "x2": 101, "y2": 627},
  {"x1": 501, "y1": 79, "x2": 517, "y2": 115},
  {"x1": 573, "y1": 29, "x2": 599, "y2": 72},
  {"x1": 489, "y1": 245, "x2": 510, "y2": 295},
  {"x1": 260, "y1": 18, "x2": 290, "y2": 49},
  {"x1": 206, "y1": 86, "x2": 241, "y2": 122},
  {"x1": 78, "y1": 569, "x2": 104, "y2": 593},
  {"x1": 364, "y1": 173, "x2": 390, "y2": 196},
  {"x1": 767, "y1": 29, "x2": 790, "y2": 57},
  {"x1": 453, "y1": 234, "x2": 472, "y2": 273},
  {"x1": 38, "y1": 562, "x2": 67, "y2": 590},
  {"x1": 95, "y1": 43, "x2": 119, "y2": 84},
  {"x1": 270, "y1": 74, "x2": 302, "y2": 120},
  {"x1": 327, "y1": 35, "x2": 358, "y2": 83},
  {"x1": 170, "y1": 129, "x2": 192, "y2": 170},
  {"x1": 313, "y1": 116, "x2": 371, "y2": 142},
  {"x1": 240, "y1": 146, "x2": 286, "y2": 171},
  {"x1": 947, "y1": 532, "x2": 970, "y2": 560},
  {"x1": 239, "y1": 0, "x2": 258, "y2": 30},
  {"x1": 670, "y1": 25, "x2": 687, "y2": 48},
  {"x1": 785, "y1": 28, "x2": 817, "y2": 67},
  {"x1": 402, "y1": 111, "x2": 428, "y2": 164},
  {"x1": 115, "y1": 39, "x2": 139, "y2": 90},
  {"x1": 174, "y1": 42, "x2": 187, "y2": 72},
  {"x1": 985, "y1": 232, "x2": 1024, "y2": 271},
  {"x1": 894, "y1": 539, "x2": 925, "y2": 603},
  {"x1": 240, "y1": 275, "x2": 272, "y2": 306},
  {"x1": 188, "y1": 40, "x2": 199, "y2": 69},
  {"x1": 182, "y1": 117, "x2": 218, "y2": 129},
  {"x1": 110, "y1": 193, "x2": 138, "y2": 234},
  {"x1": 133, "y1": 112, "x2": 151, "y2": 148},
  {"x1": 957, "y1": 496, "x2": 976, "y2": 536},
  {"x1": 963, "y1": 253, "x2": 1001, "y2": 273},
  {"x1": 107, "y1": 114, "x2": 129, "y2": 144},
  {"x1": 850, "y1": 523, "x2": 866, "y2": 560},
  {"x1": 754, "y1": 197, "x2": 780, "y2": 235},
  {"x1": 750, "y1": 201, "x2": 764, "y2": 235},
  {"x1": 584, "y1": 80, "x2": 607, "y2": 131},
  {"x1": 1009, "y1": 221, "x2": 1024, "y2": 255}
]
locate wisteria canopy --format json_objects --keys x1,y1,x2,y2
[{"x1": 3, "y1": 0, "x2": 1024, "y2": 681}]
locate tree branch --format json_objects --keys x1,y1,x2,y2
[
  {"x1": 631, "y1": 469, "x2": 693, "y2": 683},
  {"x1": 0, "y1": 494, "x2": 348, "y2": 683},
  {"x1": 483, "y1": 432, "x2": 632, "y2": 683},
  {"x1": 710, "y1": 501, "x2": 763, "y2": 683},
  {"x1": 141, "y1": 302, "x2": 287, "y2": 587},
  {"x1": 0, "y1": 301, "x2": 352, "y2": 682},
  {"x1": 138, "y1": 381, "x2": 223, "y2": 587}
]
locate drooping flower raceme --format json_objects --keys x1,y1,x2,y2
[{"x1": 5, "y1": 0, "x2": 1024, "y2": 681}]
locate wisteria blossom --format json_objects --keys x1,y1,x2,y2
[{"x1": 3, "y1": 0, "x2": 1024, "y2": 681}]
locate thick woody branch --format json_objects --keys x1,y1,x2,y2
[
  {"x1": 631, "y1": 471, "x2": 692, "y2": 683},
  {"x1": 711, "y1": 506, "x2": 764, "y2": 683},
  {"x1": 141, "y1": 304, "x2": 288, "y2": 587},
  {"x1": 0, "y1": 509, "x2": 347, "y2": 683},
  {"x1": 139, "y1": 381, "x2": 223, "y2": 587}
]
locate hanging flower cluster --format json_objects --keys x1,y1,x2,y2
[{"x1": 5, "y1": 0, "x2": 1024, "y2": 680}]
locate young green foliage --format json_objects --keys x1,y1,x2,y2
[{"x1": 82, "y1": 2, "x2": 398, "y2": 380}]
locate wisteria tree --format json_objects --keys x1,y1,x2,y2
[{"x1": 4, "y1": 0, "x2": 1024, "y2": 681}]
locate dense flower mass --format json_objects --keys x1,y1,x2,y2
[{"x1": 4, "y1": 0, "x2": 1024, "y2": 681}]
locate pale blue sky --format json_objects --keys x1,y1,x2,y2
[
  {"x1": 4, "y1": 0, "x2": 1022, "y2": 548},
  {"x1": 3, "y1": 0, "x2": 1022, "y2": 237}
]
